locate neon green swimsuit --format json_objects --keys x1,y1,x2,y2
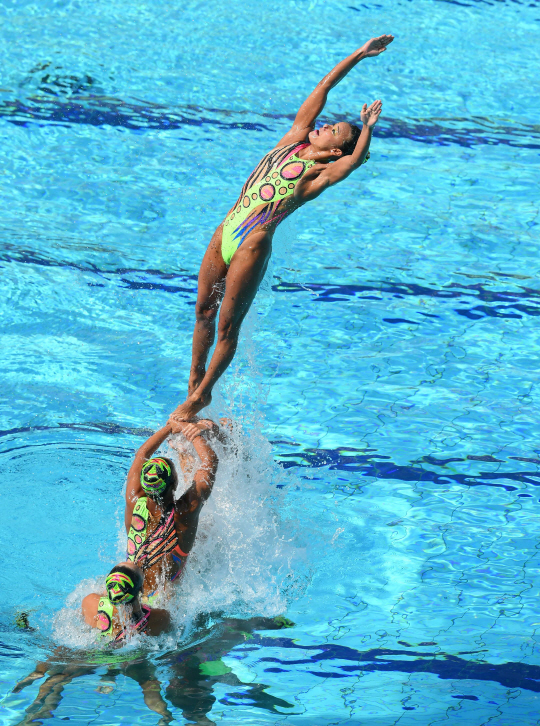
[
  {"x1": 96, "y1": 596, "x2": 151, "y2": 643},
  {"x1": 127, "y1": 496, "x2": 188, "y2": 601},
  {"x1": 221, "y1": 142, "x2": 315, "y2": 266}
]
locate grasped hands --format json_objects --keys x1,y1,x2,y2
[
  {"x1": 170, "y1": 418, "x2": 217, "y2": 441},
  {"x1": 361, "y1": 99, "x2": 383, "y2": 128},
  {"x1": 359, "y1": 34, "x2": 394, "y2": 58}
]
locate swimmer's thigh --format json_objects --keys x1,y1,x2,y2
[
  {"x1": 219, "y1": 232, "x2": 271, "y2": 330},
  {"x1": 197, "y1": 224, "x2": 228, "y2": 311}
]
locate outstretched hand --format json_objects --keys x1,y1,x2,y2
[
  {"x1": 359, "y1": 34, "x2": 394, "y2": 58},
  {"x1": 361, "y1": 99, "x2": 383, "y2": 128}
]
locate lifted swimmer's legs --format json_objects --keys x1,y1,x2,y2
[
  {"x1": 171, "y1": 231, "x2": 271, "y2": 421},
  {"x1": 188, "y1": 224, "x2": 228, "y2": 395}
]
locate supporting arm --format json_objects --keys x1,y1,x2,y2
[
  {"x1": 172, "y1": 422, "x2": 219, "y2": 507},
  {"x1": 125, "y1": 425, "x2": 172, "y2": 530}
]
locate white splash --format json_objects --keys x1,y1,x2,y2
[{"x1": 52, "y1": 419, "x2": 309, "y2": 648}]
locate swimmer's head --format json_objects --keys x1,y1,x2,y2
[
  {"x1": 140, "y1": 456, "x2": 177, "y2": 498},
  {"x1": 105, "y1": 562, "x2": 143, "y2": 604},
  {"x1": 308, "y1": 122, "x2": 361, "y2": 159}
]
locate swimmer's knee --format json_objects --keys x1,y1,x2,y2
[
  {"x1": 195, "y1": 302, "x2": 219, "y2": 323},
  {"x1": 217, "y1": 317, "x2": 241, "y2": 343}
]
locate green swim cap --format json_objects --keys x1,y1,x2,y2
[
  {"x1": 105, "y1": 571, "x2": 136, "y2": 604},
  {"x1": 141, "y1": 457, "x2": 173, "y2": 496}
]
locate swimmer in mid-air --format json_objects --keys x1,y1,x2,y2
[{"x1": 170, "y1": 34, "x2": 394, "y2": 422}]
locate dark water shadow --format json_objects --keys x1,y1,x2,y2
[
  {"x1": 1, "y1": 90, "x2": 539, "y2": 150},
  {"x1": 1, "y1": 423, "x2": 539, "y2": 495},
  {"x1": 275, "y1": 444, "x2": 540, "y2": 493},
  {"x1": 254, "y1": 635, "x2": 540, "y2": 696},
  {"x1": 4, "y1": 244, "x2": 540, "y2": 323}
]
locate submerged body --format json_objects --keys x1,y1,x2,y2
[
  {"x1": 170, "y1": 34, "x2": 393, "y2": 423},
  {"x1": 81, "y1": 562, "x2": 172, "y2": 643}
]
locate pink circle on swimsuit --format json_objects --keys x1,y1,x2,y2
[
  {"x1": 97, "y1": 613, "x2": 110, "y2": 631},
  {"x1": 281, "y1": 162, "x2": 304, "y2": 180},
  {"x1": 132, "y1": 515, "x2": 145, "y2": 531},
  {"x1": 260, "y1": 184, "x2": 275, "y2": 201}
]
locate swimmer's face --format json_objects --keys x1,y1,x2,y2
[{"x1": 309, "y1": 122, "x2": 353, "y2": 156}]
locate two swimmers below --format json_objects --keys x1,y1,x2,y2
[
  {"x1": 170, "y1": 33, "x2": 394, "y2": 423},
  {"x1": 82, "y1": 418, "x2": 222, "y2": 642}
]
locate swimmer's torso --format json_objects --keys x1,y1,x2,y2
[
  {"x1": 221, "y1": 141, "x2": 315, "y2": 265},
  {"x1": 127, "y1": 497, "x2": 188, "y2": 595},
  {"x1": 97, "y1": 596, "x2": 151, "y2": 642}
]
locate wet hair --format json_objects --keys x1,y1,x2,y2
[
  {"x1": 340, "y1": 124, "x2": 361, "y2": 157},
  {"x1": 105, "y1": 563, "x2": 143, "y2": 604},
  {"x1": 140, "y1": 456, "x2": 177, "y2": 498}
]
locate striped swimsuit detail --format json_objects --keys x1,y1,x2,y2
[{"x1": 221, "y1": 142, "x2": 315, "y2": 265}]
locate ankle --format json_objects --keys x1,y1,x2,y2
[{"x1": 190, "y1": 388, "x2": 209, "y2": 403}]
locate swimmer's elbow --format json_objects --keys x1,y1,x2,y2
[{"x1": 203, "y1": 445, "x2": 219, "y2": 470}]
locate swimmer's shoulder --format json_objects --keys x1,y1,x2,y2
[
  {"x1": 146, "y1": 607, "x2": 172, "y2": 636},
  {"x1": 81, "y1": 593, "x2": 102, "y2": 627}
]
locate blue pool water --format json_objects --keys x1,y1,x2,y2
[{"x1": 2, "y1": 0, "x2": 540, "y2": 723}]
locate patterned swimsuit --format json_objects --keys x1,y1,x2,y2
[
  {"x1": 127, "y1": 497, "x2": 188, "y2": 584},
  {"x1": 220, "y1": 141, "x2": 315, "y2": 265}
]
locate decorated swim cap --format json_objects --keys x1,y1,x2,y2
[
  {"x1": 105, "y1": 572, "x2": 136, "y2": 604},
  {"x1": 141, "y1": 457, "x2": 173, "y2": 496}
]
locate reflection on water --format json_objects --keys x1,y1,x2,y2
[
  {"x1": 14, "y1": 617, "x2": 294, "y2": 726},
  {"x1": 15, "y1": 613, "x2": 540, "y2": 726}
]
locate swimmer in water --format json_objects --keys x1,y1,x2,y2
[
  {"x1": 123, "y1": 418, "x2": 220, "y2": 601},
  {"x1": 82, "y1": 561, "x2": 172, "y2": 642},
  {"x1": 170, "y1": 34, "x2": 394, "y2": 422}
]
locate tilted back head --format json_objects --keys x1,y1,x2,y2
[{"x1": 340, "y1": 124, "x2": 362, "y2": 157}]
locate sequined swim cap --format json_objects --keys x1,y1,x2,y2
[{"x1": 140, "y1": 457, "x2": 174, "y2": 496}]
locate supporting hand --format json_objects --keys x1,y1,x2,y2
[{"x1": 169, "y1": 420, "x2": 208, "y2": 441}]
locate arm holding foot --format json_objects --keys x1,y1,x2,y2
[
  {"x1": 125, "y1": 425, "x2": 172, "y2": 531},
  {"x1": 172, "y1": 422, "x2": 219, "y2": 506}
]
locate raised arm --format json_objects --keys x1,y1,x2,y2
[
  {"x1": 276, "y1": 35, "x2": 393, "y2": 147},
  {"x1": 125, "y1": 425, "x2": 172, "y2": 530},
  {"x1": 295, "y1": 100, "x2": 383, "y2": 202},
  {"x1": 172, "y1": 422, "x2": 219, "y2": 507}
]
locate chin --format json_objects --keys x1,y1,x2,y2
[{"x1": 308, "y1": 129, "x2": 319, "y2": 142}]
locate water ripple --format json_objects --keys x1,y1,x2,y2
[{"x1": 1, "y1": 94, "x2": 538, "y2": 149}]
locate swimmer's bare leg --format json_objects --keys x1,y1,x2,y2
[
  {"x1": 188, "y1": 224, "x2": 228, "y2": 395},
  {"x1": 171, "y1": 232, "x2": 271, "y2": 421}
]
